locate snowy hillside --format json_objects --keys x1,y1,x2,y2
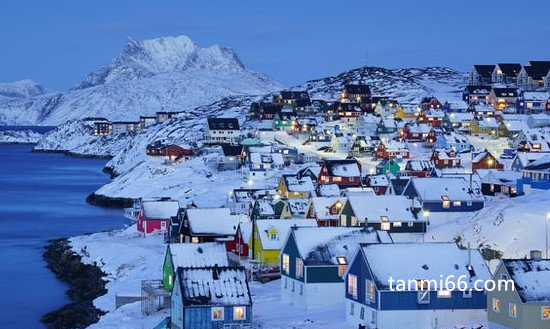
[
  {"x1": 298, "y1": 66, "x2": 466, "y2": 104},
  {"x1": 0, "y1": 130, "x2": 43, "y2": 144},
  {"x1": 0, "y1": 79, "x2": 48, "y2": 99},
  {"x1": 0, "y1": 35, "x2": 283, "y2": 126}
]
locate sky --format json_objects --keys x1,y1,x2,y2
[{"x1": 2, "y1": 0, "x2": 550, "y2": 91}]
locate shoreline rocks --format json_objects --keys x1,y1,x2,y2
[
  {"x1": 42, "y1": 238, "x2": 107, "y2": 329},
  {"x1": 86, "y1": 192, "x2": 134, "y2": 208}
]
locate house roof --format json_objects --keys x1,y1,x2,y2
[
  {"x1": 492, "y1": 88, "x2": 518, "y2": 97},
  {"x1": 502, "y1": 259, "x2": 550, "y2": 303},
  {"x1": 290, "y1": 227, "x2": 391, "y2": 266},
  {"x1": 280, "y1": 90, "x2": 310, "y2": 100},
  {"x1": 514, "y1": 152, "x2": 547, "y2": 167},
  {"x1": 522, "y1": 91, "x2": 549, "y2": 101},
  {"x1": 310, "y1": 197, "x2": 347, "y2": 220},
  {"x1": 474, "y1": 64, "x2": 495, "y2": 78},
  {"x1": 410, "y1": 177, "x2": 484, "y2": 201},
  {"x1": 221, "y1": 144, "x2": 243, "y2": 157},
  {"x1": 256, "y1": 219, "x2": 317, "y2": 250},
  {"x1": 479, "y1": 170, "x2": 522, "y2": 185},
  {"x1": 406, "y1": 160, "x2": 433, "y2": 172},
  {"x1": 169, "y1": 242, "x2": 229, "y2": 269},
  {"x1": 523, "y1": 65, "x2": 547, "y2": 80},
  {"x1": 344, "y1": 84, "x2": 371, "y2": 95},
  {"x1": 361, "y1": 243, "x2": 491, "y2": 290},
  {"x1": 317, "y1": 184, "x2": 341, "y2": 197},
  {"x1": 347, "y1": 195, "x2": 418, "y2": 223},
  {"x1": 142, "y1": 200, "x2": 180, "y2": 219},
  {"x1": 496, "y1": 63, "x2": 522, "y2": 77},
  {"x1": 207, "y1": 117, "x2": 240, "y2": 130},
  {"x1": 323, "y1": 159, "x2": 361, "y2": 177},
  {"x1": 524, "y1": 154, "x2": 550, "y2": 171},
  {"x1": 388, "y1": 178, "x2": 411, "y2": 195},
  {"x1": 186, "y1": 208, "x2": 241, "y2": 235},
  {"x1": 250, "y1": 152, "x2": 284, "y2": 166},
  {"x1": 282, "y1": 174, "x2": 315, "y2": 193},
  {"x1": 465, "y1": 85, "x2": 492, "y2": 94},
  {"x1": 177, "y1": 266, "x2": 251, "y2": 306}
]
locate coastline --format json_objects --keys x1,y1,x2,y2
[
  {"x1": 42, "y1": 238, "x2": 107, "y2": 329},
  {"x1": 85, "y1": 192, "x2": 133, "y2": 208},
  {"x1": 32, "y1": 148, "x2": 113, "y2": 160}
]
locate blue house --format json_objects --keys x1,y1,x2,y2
[
  {"x1": 345, "y1": 242, "x2": 491, "y2": 329},
  {"x1": 171, "y1": 266, "x2": 252, "y2": 329},
  {"x1": 280, "y1": 227, "x2": 391, "y2": 309},
  {"x1": 402, "y1": 177, "x2": 484, "y2": 212},
  {"x1": 521, "y1": 154, "x2": 550, "y2": 190}
]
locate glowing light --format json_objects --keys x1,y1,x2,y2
[{"x1": 423, "y1": 210, "x2": 430, "y2": 218}]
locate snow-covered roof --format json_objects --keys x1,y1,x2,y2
[
  {"x1": 448, "y1": 112, "x2": 473, "y2": 123},
  {"x1": 348, "y1": 195, "x2": 418, "y2": 223},
  {"x1": 290, "y1": 227, "x2": 391, "y2": 265},
  {"x1": 361, "y1": 243, "x2": 492, "y2": 290},
  {"x1": 178, "y1": 266, "x2": 251, "y2": 306},
  {"x1": 318, "y1": 184, "x2": 341, "y2": 197},
  {"x1": 255, "y1": 199, "x2": 275, "y2": 215},
  {"x1": 406, "y1": 123, "x2": 431, "y2": 134},
  {"x1": 186, "y1": 208, "x2": 241, "y2": 235},
  {"x1": 256, "y1": 219, "x2": 317, "y2": 250},
  {"x1": 287, "y1": 199, "x2": 310, "y2": 215},
  {"x1": 524, "y1": 154, "x2": 550, "y2": 171},
  {"x1": 480, "y1": 170, "x2": 522, "y2": 185},
  {"x1": 411, "y1": 177, "x2": 484, "y2": 201},
  {"x1": 502, "y1": 259, "x2": 550, "y2": 303},
  {"x1": 310, "y1": 197, "x2": 347, "y2": 220},
  {"x1": 283, "y1": 175, "x2": 315, "y2": 193},
  {"x1": 331, "y1": 163, "x2": 360, "y2": 177},
  {"x1": 407, "y1": 160, "x2": 433, "y2": 171},
  {"x1": 250, "y1": 152, "x2": 284, "y2": 166},
  {"x1": 522, "y1": 91, "x2": 549, "y2": 101},
  {"x1": 503, "y1": 120, "x2": 529, "y2": 132},
  {"x1": 169, "y1": 242, "x2": 228, "y2": 268},
  {"x1": 142, "y1": 200, "x2": 179, "y2": 219},
  {"x1": 369, "y1": 175, "x2": 389, "y2": 186},
  {"x1": 515, "y1": 152, "x2": 547, "y2": 167}
]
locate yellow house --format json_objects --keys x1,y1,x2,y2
[
  {"x1": 469, "y1": 117, "x2": 498, "y2": 135},
  {"x1": 250, "y1": 219, "x2": 317, "y2": 266},
  {"x1": 276, "y1": 174, "x2": 315, "y2": 199},
  {"x1": 393, "y1": 105, "x2": 416, "y2": 119}
]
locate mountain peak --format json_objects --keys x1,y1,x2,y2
[
  {"x1": 0, "y1": 79, "x2": 49, "y2": 98},
  {"x1": 75, "y1": 35, "x2": 245, "y2": 90}
]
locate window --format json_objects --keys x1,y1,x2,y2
[
  {"x1": 212, "y1": 307, "x2": 224, "y2": 321},
  {"x1": 350, "y1": 302, "x2": 354, "y2": 315},
  {"x1": 509, "y1": 303, "x2": 517, "y2": 318},
  {"x1": 337, "y1": 257, "x2": 348, "y2": 277},
  {"x1": 366, "y1": 279, "x2": 375, "y2": 303},
  {"x1": 284, "y1": 277, "x2": 287, "y2": 289},
  {"x1": 542, "y1": 306, "x2": 550, "y2": 320},
  {"x1": 282, "y1": 254, "x2": 290, "y2": 274},
  {"x1": 442, "y1": 195, "x2": 450, "y2": 209},
  {"x1": 291, "y1": 280, "x2": 295, "y2": 292},
  {"x1": 360, "y1": 307, "x2": 365, "y2": 320},
  {"x1": 299, "y1": 284, "x2": 303, "y2": 295},
  {"x1": 269, "y1": 232, "x2": 278, "y2": 240},
  {"x1": 191, "y1": 237, "x2": 199, "y2": 243},
  {"x1": 393, "y1": 221, "x2": 402, "y2": 227},
  {"x1": 467, "y1": 201, "x2": 472, "y2": 206},
  {"x1": 453, "y1": 201, "x2": 461, "y2": 207},
  {"x1": 233, "y1": 306, "x2": 246, "y2": 320},
  {"x1": 437, "y1": 290, "x2": 452, "y2": 298},
  {"x1": 333, "y1": 176, "x2": 342, "y2": 182},
  {"x1": 463, "y1": 290, "x2": 472, "y2": 298},
  {"x1": 341, "y1": 214, "x2": 347, "y2": 226},
  {"x1": 417, "y1": 290, "x2": 430, "y2": 304},
  {"x1": 492, "y1": 298, "x2": 501, "y2": 313},
  {"x1": 380, "y1": 216, "x2": 390, "y2": 231},
  {"x1": 296, "y1": 258, "x2": 304, "y2": 279},
  {"x1": 348, "y1": 274, "x2": 358, "y2": 299}
]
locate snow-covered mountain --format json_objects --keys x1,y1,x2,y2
[
  {"x1": 298, "y1": 66, "x2": 467, "y2": 104},
  {"x1": 0, "y1": 79, "x2": 48, "y2": 99},
  {"x1": 0, "y1": 35, "x2": 283, "y2": 126}
]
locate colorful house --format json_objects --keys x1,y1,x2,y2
[
  {"x1": 430, "y1": 149, "x2": 461, "y2": 169},
  {"x1": 171, "y1": 266, "x2": 252, "y2": 329},
  {"x1": 375, "y1": 141, "x2": 410, "y2": 160},
  {"x1": 480, "y1": 170, "x2": 523, "y2": 197},
  {"x1": 280, "y1": 227, "x2": 391, "y2": 309},
  {"x1": 276, "y1": 174, "x2": 315, "y2": 199},
  {"x1": 250, "y1": 219, "x2": 317, "y2": 266},
  {"x1": 137, "y1": 199, "x2": 180, "y2": 235},
  {"x1": 306, "y1": 197, "x2": 347, "y2": 227},
  {"x1": 345, "y1": 242, "x2": 491, "y2": 329},
  {"x1": 273, "y1": 109, "x2": 297, "y2": 130},
  {"x1": 487, "y1": 256, "x2": 550, "y2": 329},
  {"x1": 521, "y1": 154, "x2": 550, "y2": 190},
  {"x1": 318, "y1": 159, "x2": 362, "y2": 188},
  {"x1": 162, "y1": 242, "x2": 229, "y2": 291},
  {"x1": 402, "y1": 177, "x2": 485, "y2": 212},
  {"x1": 179, "y1": 208, "x2": 241, "y2": 243},
  {"x1": 472, "y1": 151, "x2": 504, "y2": 171},
  {"x1": 375, "y1": 158, "x2": 400, "y2": 175}
]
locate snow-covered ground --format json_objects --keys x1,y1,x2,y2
[{"x1": 0, "y1": 129, "x2": 43, "y2": 144}]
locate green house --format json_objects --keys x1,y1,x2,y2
[
  {"x1": 162, "y1": 242, "x2": 229, "y2": 291},
  {"x1": 273, "y1": 110, "x2": 297, "y2": 130},
  {"x1": 375, "y1": 158, "x2": 400, "y2": 175},
  {"x1": 487, "y1": 257, "x2": 550, "y2": 329},
  {"x1": 279, "y1": 226, "x2": 390, "y2": 309}
]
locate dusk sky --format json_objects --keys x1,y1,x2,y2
[{"x1": 3, "y1": 0, "x2": 550, "y2": 90}]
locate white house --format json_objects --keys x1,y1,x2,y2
[{"x1": 206, "y1": 117, "x2": 241, "y2": 144}]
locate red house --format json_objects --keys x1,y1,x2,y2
[
  {"x1": 417, "y1": 109, "x2": 444, "y2": 128},
  {"x1": 472, "y1": 151, "x2": 504, "y2": 171},
  {"x1": 404, "y1": 160, "x2": 434, "y2": 178},
  {"x1": 137, "y1": 199, "x2": 180, "y2": 234},
  {"x1": 365, "y1": 175, "x2": 389, "y2": 195},
  {"x1": 226, "y1": 222, "x2": 251, "y2": 258},
  {"x1": 336, "y1": 102, "x2": 362, "y2": 122},
  {"x1": 146, "y1": 142, "x2": 193, "y2": 162},
  {"x1": 318, "y1": 159, "x2": 362, "y2": 188},
  {"x1": 376, "y1": 141, "x2": 410, "y2": 160},
  {"x1": 400, "y1": 123, "x2": 431, "y2": 142},
  {"x1": 430, "y1": 149, "x2": 461, "y2": 169},
  {"x1": 419, "y1": 96, "x2": 443, "y2": 111}
]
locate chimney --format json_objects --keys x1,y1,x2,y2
[{"x1": 530, "y1": 250, "x2": 542, "y2": 260}]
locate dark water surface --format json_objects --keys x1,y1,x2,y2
[{"x1": 0, "y1": 144, "x2": 124, "y2": 328}]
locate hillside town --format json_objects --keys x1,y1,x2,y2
[{"x1": 68, "y1": 60, "x2": 550, "y2": 329}]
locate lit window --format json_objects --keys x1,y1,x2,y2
[
  {"x1": 191, "y1": 237, "x2": 199, "y2": 243},
  {"x1": 296, "y1": 258, "x2": 304, "y2": 278},
  {"x1": 348, "y1": 274, "x2": 358, "y2": 299},
  {"x1": 337, "y1": 257, "x2": 348, "y2": 277},
  {"x1": 492, "y1": 298, "x2": 501, "y2": 313},
  {"x1": 233, "y1": 306, "x2": 246, "y2": 320},
  {"x1": 282, "y1": 254, "x2": 290, "y2": 275},
  {"x1": 333, "y1": 177, "x2": 342, "y2": 182},
  {"x1": 393, "y1": 221, "x2": 402, "y2": 227},
  {"x1": 212, "y1": 307, "x2": 224, "y2": 321},
  {"x1": 366, "y1": 279, "x2": 376, "y2": 302},
  {"x1": 453, "y1": 201, "x2": 461, "y2": 207},
  {"x1": 509, "y1": 303, "x2": 517, "y2": 318},
  {"x1": 380, "y1": 216, "x2": 390, "y2": 230},
  {"x1": 437, "y1": 290, "x2": 452, "y2": 298},
  {"x1": 542, "y1": 306, "x2": 550, "y2": 320}
]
